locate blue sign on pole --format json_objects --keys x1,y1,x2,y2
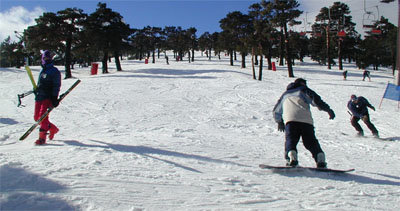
[{"x1": 383, "y1": 83, "x2": 400, "y2": 101}]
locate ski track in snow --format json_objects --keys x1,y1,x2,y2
[{"x1": 1, "y1": 54, "x2": 400, "y2": 210}]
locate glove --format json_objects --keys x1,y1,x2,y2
[
  {"x1": 328, "y1": 109, "x2": 335, "y2": 120},
  {"x1": 278, "y1": 122, "x2": 285, "y2": 132},
  {"x1": 362, "y1": 115, "x2": 369, "y2": 121},
  {"x1": 371, "y1": 106, "x2": 375, "y2": 111},
  {"x1": 51, "y1": 96, "x2": 59, "y2": 108}
]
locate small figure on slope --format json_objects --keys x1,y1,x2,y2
[
  {"x1": 347, "y1": 95, "x2": 379, "y2": 137},
  {"x1": 342, "y1": 70, "x2": 348, "y2": 80},
  {"x1": 34, "y1": 50, "x2": 61, "y2": 145},
  {"x1": 362, "y1": 70, "x2": 371, "y2": 81},
  {"x1": 273, "y1": 78, "x2": 335, "y2": 168},
  {"x1": 165, "y1": 55, "x2": 169, "y2": 65}
]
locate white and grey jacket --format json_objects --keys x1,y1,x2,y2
[{"x1": 273, "y1": 83, "x2": 332, "y2": 125}]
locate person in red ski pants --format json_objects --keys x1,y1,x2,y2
[{"x1": 34, "y1": 50, "x2": 61, "y2": 145}]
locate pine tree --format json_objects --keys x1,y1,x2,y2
[
  {"x1": 220, "y1": 11, "x2": 253, "y2": 68},
  {"x1": 314, "y1": 2, "x2": 356, "y2": 70},
  {"x1": 24, "y1": 9, "x2": 86, "y2": 78},
  {"x1": 269, "y1": 0, "x2": 302, "y2": 78},
  {"x1": 84, "y1": 3, "x2": 130, "y2": 73}
]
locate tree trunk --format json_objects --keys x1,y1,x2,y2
[
  {"x1": 230, "y1": 50, "x2": 234, "y2": 66},
  {"x1": 241, "y1": 53, "x2": 246, "y2": 68},
  {"x1": 326, "y1": 25, "x2": 331, "y2": 69},
  {"x1": 338, "y1": 39, "x2": 343, "y2": 70},
  {"x1": 279, "y1": 28, "x2": 284, "y2": 66},
  {"x1": 283, "y1": 24, "x2": 294, "y2": 77},
  {"x1": 251, "y1": 47, "x2": 256, "y2": 79},
  {"x1": 115, "y1": 51, "x2": 122, "y2": 71},
  {"x1": 102, "y1": 51, "x2": 108, "y2": 74},
  {"x1": 258, "y1": 54, "x2": 263, "y2": 81},
  {"x1": 267, "y1": 47, "x2": 272, "y2": 70},
  {"x1": 64, "y1": 34, "x2": 72, "y2": 79}
]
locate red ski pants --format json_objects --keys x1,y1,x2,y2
[{"x1": 34, "y1": 99, "x2": 55, "y2": 131}]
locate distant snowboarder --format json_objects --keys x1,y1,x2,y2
[
  {"x1": 342, "y1": 70, "x2": 348, "y2": 80},
  {"x1": 362, "y1": 70, "x2": 371, "y2": 81},
  {"x1": 34, "y1": 50, "x2": 61, "y2": 145},
  {"x1": 272, "y1": 78, "x2": 335, "y2": 168},
  {"x1": 165, "y1": 55, "x2": 169, "y2": 65},
  {"x1": 347, "y1": 95, "x2": 379, "y2": 137}
]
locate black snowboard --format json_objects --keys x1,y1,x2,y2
[{"x1": 259, "y1": 164, "x2": 355, "y2": 173}]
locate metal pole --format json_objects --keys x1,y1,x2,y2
[
  {"x1": 396, "y1": 0, "x2": 400, "y2": 85},
  {"x1": 326, "y1": 7, "x2": 332, "y2": 70}
]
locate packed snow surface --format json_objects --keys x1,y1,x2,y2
[{"x1": 1, "y1": 54, "x2": 399, "y2": 210}]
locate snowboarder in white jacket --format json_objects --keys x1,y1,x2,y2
[{"x1": 273, "y1": 78, "x2": 335, "y2": 168}]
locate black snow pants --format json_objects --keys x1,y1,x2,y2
[
  {"x1": 284, "y1": 121, "x2": 324, "y2": 163},
  {"x1": 351, "y1": 114, "x2": 378, "y2": 135}
]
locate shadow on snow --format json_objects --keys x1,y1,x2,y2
[
  {"x1": 95, "y1": 67, "x2": 251, "y2": 79},
  {"x1": 269, "y1": 168, "x2": 400, "y2": 186},
  {"x1": 62, "y1": 139, "x2": 251, "y2": 174},
  {"x1": 0, "y1": 118, "x2": 19, "y2": 125},
  {"x1": 0, "y1": 165, "x2": 76, "y2": 210}
]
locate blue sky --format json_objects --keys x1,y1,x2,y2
[
  {"x1": 1, "y1": 0, "x2": 259, "y2": 32},
  {"x1": 0, "y1": 0, "x2": 397, "y2": 41},
  {"x1": 0, "y1": 0, "x2": 259, "y2": 40}
]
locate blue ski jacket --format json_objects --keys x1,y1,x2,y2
[
  {"x1": 35, "y1": 63, "x2": 61, "y2": 101},
  {"x1": 273, "y1": 82, "x2": 332, "y2": 125},
  {"x1": 347, "y1": 96, "x2": 373, "y2": 118}
]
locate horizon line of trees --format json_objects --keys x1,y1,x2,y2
[{"x1": 0, "y1": 0, "x2": 397, "y2": 80}]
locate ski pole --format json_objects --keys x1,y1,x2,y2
[{"x1": 17, "y1": 90, "x2": 34, "y2": 107}]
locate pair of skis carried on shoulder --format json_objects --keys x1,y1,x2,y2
[{"x1": 17, "y1": 66, "x2": 37, "y2": 107}]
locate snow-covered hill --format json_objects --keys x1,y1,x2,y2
[{"x1": 1, "y1": 54, "x2": 399, "y2": 210}]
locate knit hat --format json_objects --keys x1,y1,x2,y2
[
  {"x1": 294, "y1": 78, "x2": 307, "y2": 85},
  {"x1": 41, "y1": 50, "x2": 52, "y2": 65},
  {"x1": 351, "y1": 95, "x2": 357, "y2": 101}
]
